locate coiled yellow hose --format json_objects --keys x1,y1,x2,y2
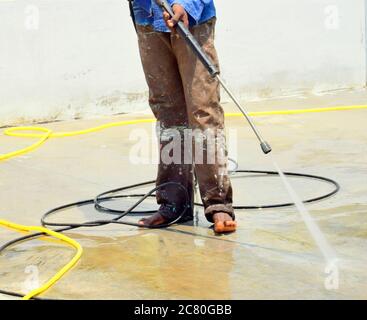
[
  {"x1": 0, "y1": 127, "x2": 52, "y2": 161},
  {"x1": 0, "y1": 219, "x2": 82, "y2": 300}
]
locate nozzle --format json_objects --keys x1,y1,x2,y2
[{"x1": 260, "y1": 141, "x2": 272, "y2": 154}]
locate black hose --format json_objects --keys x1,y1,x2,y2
[
  {"x1": 207, "y1": 169, "x2": 340, "y2": 210},
  {"x1": 0, "y1": 168, "x2": 340, "y2": 299},
  {"x1": 93, "y1": 169, "x2": 340, "y2": 213},
  {"x1": 41, "y1": 181, "x2": 190, "y2": 229}
]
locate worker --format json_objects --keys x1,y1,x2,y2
[{"x1": 130, "y1": 0, "x2": 236, "y2": 233}]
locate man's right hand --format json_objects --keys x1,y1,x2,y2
[{"x1": 163, "y1": 4, "x2": 189, "y2": 30}]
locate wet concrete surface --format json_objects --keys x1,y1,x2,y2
[{"x1": 0, "y1": 90, "x2": 366, "y2": 299}]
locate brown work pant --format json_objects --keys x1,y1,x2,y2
[{"x1": 136, "y1": 18, "x2": 234, "y2": 222}]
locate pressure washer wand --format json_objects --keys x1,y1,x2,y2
[{"x1": 156, "y1": 0, "x2": 272, "y2": 154}]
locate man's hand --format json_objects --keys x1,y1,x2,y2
[{"x1": 163, "y1": 4, "x2": 189, "y2": 30}]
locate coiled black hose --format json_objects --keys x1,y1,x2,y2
[{"x1": 0, "y1": 167, "x2": 340, "y2": 299}]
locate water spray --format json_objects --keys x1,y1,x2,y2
[{"x1": 156, "y1": 0, "x2": 338, "y2": 272}]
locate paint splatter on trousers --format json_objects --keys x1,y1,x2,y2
[{"x1": 136, "y1": 18, "x2": 234, "y2": 222}]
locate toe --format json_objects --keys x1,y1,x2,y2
[
  {"x1": 214, "y1": 220, "x2": 237, "y2": 233},
  {"x1": 214, "y1": 221, "x2": 225, "y2": 233},
  {"x1": 224, "y1": 220, "x2": 237, "y2": 231},
  {"x1": 224, "y1": 220, "x2": 236, "y2": 227},
  {"x1": 138, "y1": 218, "x2": 147, "y2": 226}
]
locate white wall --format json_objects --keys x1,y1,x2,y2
[
  {"x1": 218, "y1": 0, "x2": 366, "y2": 98},
  {"x1": 0, "y1": 0, "x2": 366, "y2": 125}
]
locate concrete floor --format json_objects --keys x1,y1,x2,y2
[{"x1": 0, "y1": 89, "x2": 366, "y2": 299}]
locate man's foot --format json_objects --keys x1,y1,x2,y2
[
  {"x1": 213, "y1": 212, "x2": 237, "y2": 234},
  {"x1": 138, "y1": 210, "x2": 193, "y2": 227},
  {"x1": 138, "y1": 212, "x2": 167, "y2": 227}
]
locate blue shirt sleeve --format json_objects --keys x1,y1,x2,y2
[
  {"x1": 134, "y1": 0, "x2": 152, "y2": 14},
  {"x1": 133, "y1": 0, "x2": 216, "y2": 32},
  {"x1": 168, "y1": 0, "x2": 205, "y2": 23}
]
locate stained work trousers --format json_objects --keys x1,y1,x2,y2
[{"x1": 136, "y1": 18, "x2": 234, "y2": 222}]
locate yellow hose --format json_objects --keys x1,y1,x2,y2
[
  {"x1": 0, "y1": 219, "x2": 82, "y2": 300},
  {"x1": 1, "y1": 105, "x2": 366, "y2": 163},
  {"x1": 0, "y1": 127, "x2": 52, "y2": 161},
  {"x1": 4, "y1": 106, "x2": 367, "y2": 140},
  {"x1": 225, "y1": 105, "x2": 367, "y2": 117},
  {"x1": 4, "y1": 119, "x2": 156, "y2": 139}
]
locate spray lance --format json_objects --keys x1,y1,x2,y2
[{"x1": 155, "y1": 0, "x2": 272, "y2": 154}]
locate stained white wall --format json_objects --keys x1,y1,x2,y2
[{"x1": 0, "y1": 0, "x2": 366, "y2": 125}]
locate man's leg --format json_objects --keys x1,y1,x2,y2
[
  {"x1": 136, "y1": 25, "x2": 194, "y2": 225},
  {"x1": 172, "y1": 18, "x2": 236, "y2": 233}
]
